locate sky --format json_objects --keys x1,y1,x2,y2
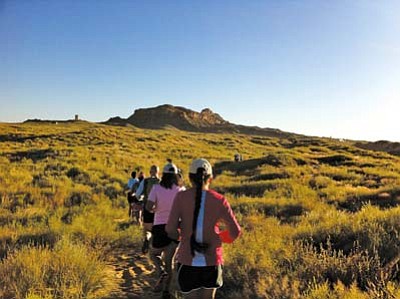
[{"x1": 1, "y1": 0, "x2": 399, "y2": 141}]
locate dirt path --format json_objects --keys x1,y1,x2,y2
[{"x1": 104, "y1": 245, "x2": 163, "y2": 299}]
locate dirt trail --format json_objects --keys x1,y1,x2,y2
[{"x1": 104, "y1": 245, "x2": 163, "y2": 299}]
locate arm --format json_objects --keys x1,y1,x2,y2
[
  {"x1": 125, "y1": 179, "x2": 133, "y2": 193},
  {"x1": 218, "y1": 197, "x2": 241, "y2": 243},
  {"x1": 166, "y1": 193, "x2": 181, "y2": 241},
  {"x1": 146, "y1": 200, "x2": 155, "y2": 212},
  {"x1": 146, "y1": 185, "x2": 157, "y2": 212},
  {"x1": 135, "y1": 180, "x2": 144, "y2": 197}
]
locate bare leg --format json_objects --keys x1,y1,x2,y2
[
  {"x1": 143, "y1": 222, "x2": 153, "y2": 240},
  {"x1": 142, "y1": 222, "x2": 153, "y2": 254},
  {"x1": 136, "y1": 209, "x2": 143, "y2": 226},
  {"x1": 163, "y1": 242, "x2": 178, "y2": 292},
  {"x1": 202, "y1": 288, "x2": 216, "y2": 299},
  {"x1": 132, "y1": 203, "x2": 143, "y2": 226},
  {"x1": 128, "y1": 203, "x2": 133, "y2": 219},
  {"x1": 184, "y1": 288, "x2": 216, "y2": 299},
  {"x1": 150, "y1": 246, "x2": 165, "y2": 276},
  {"x1": 151, "y1": 242, "x2": 178, "y2": 293}
]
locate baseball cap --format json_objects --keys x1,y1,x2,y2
[
  {"x1": 163, "y1": 162, "x2": 178, "y2": 174},
  {"x1": 189, "y1": 158, "x2": 213, "y2": 176}
]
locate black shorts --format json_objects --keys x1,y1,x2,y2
[
  {"x1": 131, "y1": 201, "x2": 143, "y2": 212},
  {"x1": 143, "y1": 209, "x2": 154, "y2": 224},
  {"x1": 177, "y1": 263, "x2": 223, "y2": 293},
  {"x1": 152, "y1": 224, "x2": 172, "y2": 248}
]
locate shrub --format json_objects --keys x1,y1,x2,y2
[
  {"x1": 16, "y1": 230, "x2": 59, "y2": 249},
  {"x1": 66, "y1": 167, "x2": 91, "y2": 185},
  {"x1": 316, "y1": 155, "x2": 353, "y2": 166},
  {"x1": 292, "y1": 241, "x2": 382, "y2": 291},
  {"x1": 32, "y1": 175, "x2": 52, "y2": 188},
  {"x1": 217, "y1": 182, "x2": 277, "y2": 197},
  {"x1": 256, "y1": 275, "x2": 301, "y2": 299},
  {"x1": 0, "y1": 239, "x2": 109, "y2": 299},
  {"x1": 249, "y1": 172, "x2": 290, "y2": 181},
  {"x1": 104, "y1": 185, "x2": 119, "y2": 200},
  {"x1": 64, "y1": 192, "x2": 93, "y2": 207}
]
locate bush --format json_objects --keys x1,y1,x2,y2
[
  {"x1": 64, "y1": 192, "x2": 93, "y2": 207},
  {"x1": 292, "y1": 241, "x2": 382, "y2": 291},
  {"x1": 0, "y1": 239, "x2": 109, "y2": 299},
  {"x1": 66, "y1": 167, "x2": 91, "y2": 185},
  {"x1": 104, "y1": 185, "x2": 119, "y2": 200}
]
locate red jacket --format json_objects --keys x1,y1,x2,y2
[{"x1": 166, "y1": 188, "x2": 241, "y2": 266}]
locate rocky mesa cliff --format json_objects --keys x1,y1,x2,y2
[{"x1": 105, "y1": 104, "x2": 293, "y2": 138}]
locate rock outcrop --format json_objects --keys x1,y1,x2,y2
[
  {"x1": 355, "y1": 140, "x2": 400, "y2": 156},
  {"x1": 105, "y1": 104, "x2": 295, "y2": 138},
  {"x1": 125, "y1": 104, "x2": 228, "y2": 130}
]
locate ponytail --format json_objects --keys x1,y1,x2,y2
[{"x1": 189, "y1": 168, "x2": 211, "y2": 256}]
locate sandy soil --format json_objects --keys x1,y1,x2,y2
[{"x1": 104, "y1": 245, "x2": 180, "y2": 299}]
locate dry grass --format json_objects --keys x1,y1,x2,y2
[{"x1": 0, "y1": 122, "x2": 400, "y2": 298}]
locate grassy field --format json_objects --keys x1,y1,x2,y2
[{"x1": 0, "y1": 121, "x2": 400, "y2": 298}]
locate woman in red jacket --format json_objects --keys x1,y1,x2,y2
[{"x1": 166, "y1": 158, "x2": 241, "y2": 299}]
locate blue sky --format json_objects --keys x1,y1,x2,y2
[{"x1": 1, "y1": 1, "x2": 399, "y2": 141}]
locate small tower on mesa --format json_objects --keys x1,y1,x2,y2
[{"x1": 74, "y1": 114, "x2": 79, "y2": 121}]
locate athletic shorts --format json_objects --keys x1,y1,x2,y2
[
  {"x1": 177, "y1": 263, "x2": 223, "y2": 293},
  {"x1": 152, "y1": 224, "x2": 172, "y2": 248},
  {"x1": 131, "y1": 201, "x2": 142, "y2": 212},
  {"x1": 143, "y1": 209, "x2": 154, "y2": 224}
]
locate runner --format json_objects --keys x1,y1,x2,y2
[
  {"x1": 166, "y1": 158, "x2": 241, "y2": 299},
  {"x1": 132, "y1": 171, "x2": 145, "y2": 226},
  {"x1": 146, "y1": 160, "x2": 185, "y2": 297},
  {"x1": 135, "y1": 165, "x2": 160, "y2": 254},
  {"x1": 125, "y1": 171, "x2": 139, "y2": 219}
]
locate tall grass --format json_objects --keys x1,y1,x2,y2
[
  {"x1": 0, "y1": 239, "x2": 109, "y2": 299},
  {"x1": 0, "y1": 122, "x2": 399, "y2": 298}
]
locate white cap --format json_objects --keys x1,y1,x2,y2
[
  {"x1": 163, "y1": 162, "x2": 178, "y2": 174},
  {"x1": 189, "y1": 158, "x2": 213, "y2": 176}
]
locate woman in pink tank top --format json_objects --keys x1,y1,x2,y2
[{"x1": 146, "y1": 160, "x2": 185, "y2": 297}]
